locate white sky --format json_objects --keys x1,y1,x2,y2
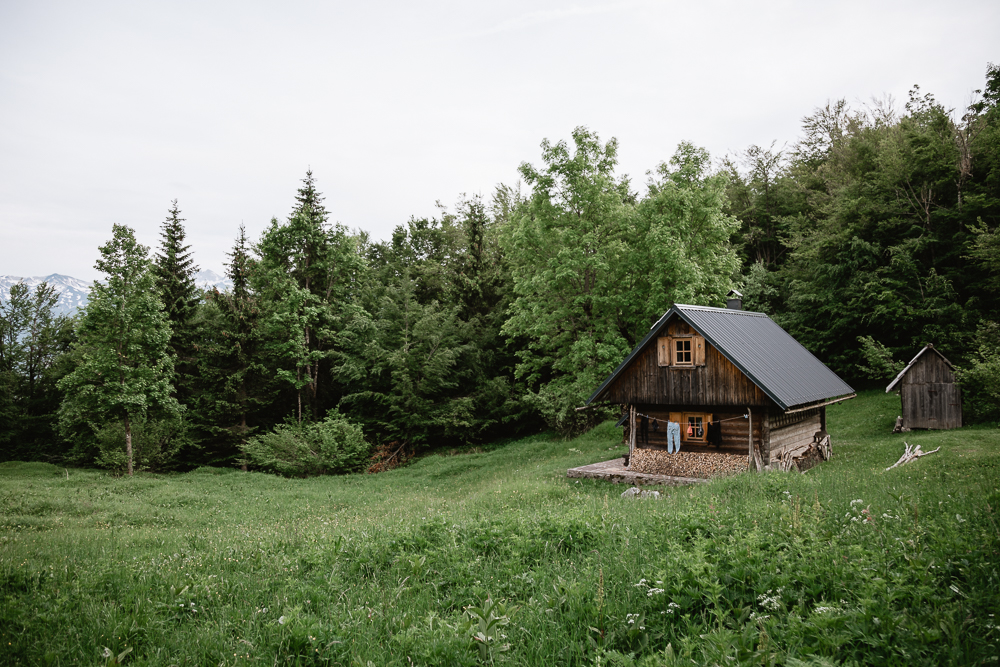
[{"x1": 2, "y1": 0, "x2": 998, "y2": 281}]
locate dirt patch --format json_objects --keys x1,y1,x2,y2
[{"x1": 628, "y1": 448, "x2": 747, "y2": 479}]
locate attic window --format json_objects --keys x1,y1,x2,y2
[
  {"x1": 657, "y1": 335, "x2": 706, "y2": 367},
  {"x1": 674, "y1": 339, "x2": 693, "y2": 366}
]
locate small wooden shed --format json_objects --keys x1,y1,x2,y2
[
  {"x1": 885, "y1": 344, "x2": 962, "y2": 430},
  {"x1": 586, "y1": 303, "x2": 855, "y2": 471}
]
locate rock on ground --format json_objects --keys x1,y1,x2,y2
[{"x1": 620, "y1": 487, "x2": 661, "y2": 499}]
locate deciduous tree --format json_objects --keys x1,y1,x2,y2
[{"x1": 58, "y1": 224, "x2": 180, "y2": 475}]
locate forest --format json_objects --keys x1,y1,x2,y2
[{"x1": 1, "y1": 64, "x2": 999, "y2": 474}]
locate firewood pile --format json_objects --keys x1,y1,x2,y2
[{"x1": 628, "y1": 448, "x2": 746, "y2": 479}]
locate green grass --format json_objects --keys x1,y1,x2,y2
[{"x1": 1, "y1": 390, "x2": 998, "y2": 666}]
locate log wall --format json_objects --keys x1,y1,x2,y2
[
  {"x1": 632, "y1": 405, "x2": 760, "y2": 456},
  {"x1": 768, "y1": 411, "x2": 822, "y2": 461}
]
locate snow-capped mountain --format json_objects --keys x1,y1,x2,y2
[
  {"x1": 0, "y1": 274, "x2": 92, "y2": 317},
  {"x1": 194, "y1": 269, "x2": 233, "y2": 292},
  {"x1": 0, "y1": 270, "x2": 233, "y2": 318}
]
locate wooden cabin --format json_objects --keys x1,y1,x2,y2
[
  {"x1": 586, "y1": 303, "x2": 855, "y2": 471},
  {"x1": 885, "y1": 344, "x2": 962, "y2": 430}
]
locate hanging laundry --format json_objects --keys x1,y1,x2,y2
[
  {"x1": 652, "y1": 418, "x2": 659, "y2": 433},
  {"x1": 707, "y1": 421, "x2": 722, "y2": 447},
  {"x1": 666, "y1": 421, "x2": 681, "y2": 454}
]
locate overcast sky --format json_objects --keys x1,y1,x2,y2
[{"x1": 2, "y1": 0, "x2": 998, "y2": 282}]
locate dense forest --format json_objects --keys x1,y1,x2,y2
[{"x1": 2, "y1": 64, "x2": 999, "y2": 474}]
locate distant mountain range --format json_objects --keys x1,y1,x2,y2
[{"x1": 0, "y1": 270, "x2": 233, "y2": 317}]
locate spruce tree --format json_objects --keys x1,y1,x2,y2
[
  {"x1": 199, "y1": 226, "x2": 271, "y2": 465},
  {"x1": 58, "y1": 224, "x2": 179, "y2": 475},
  {"x1": 153, "y1": 200, "x2": 199, "y2": 405},
  {"x1": 256, "y1": 170, "x2": 364, "y2": 423}
]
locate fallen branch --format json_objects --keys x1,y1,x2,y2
[{"x1": 886, "y1": 441, "x2": 941, "y2": 471}]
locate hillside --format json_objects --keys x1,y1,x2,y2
[{"x1": 0, "y1": 390, "x2": 998, "y2": 665}]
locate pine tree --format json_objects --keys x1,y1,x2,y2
[
  {"x1": 199, "y1": 226, "x2": 271, "y2": 465},
  {"x1": 153, "y1": 200, "x2": 199, "y2": 405},
  {"x1": 58, "y1": 224, "x2": 179, "y2": 475}
]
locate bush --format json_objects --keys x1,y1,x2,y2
[
  {"x1": 240, "y1": 412, "x2": 369, "y2": 476},
  {"x1": 957, "y1": 320, "x2": 1000, "y2": 422},
  {"x1": 94, "y1": 417, "x2": 189, "y2": 472}
]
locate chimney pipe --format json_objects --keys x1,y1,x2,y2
[{"x1": 726, "y1": 289, "x2": 743, "y2": 311}]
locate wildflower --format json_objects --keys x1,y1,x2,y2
[
  {"x1": 757, "y1": 590, "x2": 782, "y2": 611},
  {"x1": 646, "y1": 588, "x2": 665, "y2": 597},
  {"x1": 278, "y1": 616, "x2": 286, "y2": 625}
]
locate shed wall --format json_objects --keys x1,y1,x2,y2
[{"x1": 900, "y1": 353, "x2": 962, "y2": 429}]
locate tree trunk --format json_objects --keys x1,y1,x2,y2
[
  {"x1": 239, "y1": 414, "x2": 248, "y2": 471},
  {"x1": 125, "y1": 414, "x2": 134, "y2": 476}
]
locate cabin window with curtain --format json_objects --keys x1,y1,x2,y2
[
  {"x1": 670, "y1": 411, "x2": 712, "y2": 442},
  {"x1": 683, "y1": 413, "x2": 707, "y2": 441}
]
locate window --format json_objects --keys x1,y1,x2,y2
[
  {"x1": 683, "y1": 413, "x2": 707, "y2": 442},
  {"x1": 674, "y1": 338, "x2": 692, "y2": 366},
  {"x1": 657, "y1": 334, "x2": 706, "y2": 367}
]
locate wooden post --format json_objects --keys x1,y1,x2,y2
[
  {"x1": 630, "y1": 405, "x2": 636, "y2": 458},
  {"x1": 761, "y1": 410, "x2": 771, "y2": 467},
  {"x1": 747, "y1": 407, "x2": 762, "y2": 472}
]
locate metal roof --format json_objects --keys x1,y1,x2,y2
[
  {"x1": 587, "y1": 304, "x2": 855, "y2": 411},
  {"x1": 885, "y1": 344, "x2": 954, "y2": 392}
]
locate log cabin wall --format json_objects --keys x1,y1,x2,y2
[
  {"x1": 601, "y1": 318, "x2": 773, "y2": 408},
  {"x1": 767, "y1": 408, "x2": 822, "y2": 462},
  {"x1": 632, "y1": 405, "x2": 761, "y2": 456},
  {"x1": 900, "y1": 352, "x2": 962, "y2": 429}
]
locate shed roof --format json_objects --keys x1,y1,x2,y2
[
  {"x1": 587, "y1": 304, "x2": 854, "y2": 411},
  {"x1": 885, "y1": 344, "x2": 955, "y2": 393}
]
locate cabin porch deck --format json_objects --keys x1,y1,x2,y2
[{"x1": 566, "y1": 458, "x2": 709, "y2": 486}]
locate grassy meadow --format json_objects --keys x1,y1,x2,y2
[{"x1": 1, "y1": 390, "x2": 999, "y2": 666}]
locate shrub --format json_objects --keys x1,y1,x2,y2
[
  {"x1": 94, "y1": 417, "x2": 188, "y2": 472},
  {"x1": 957, "y1": 320, "x2": 1000, "y2": 422},
  {"x1": 240, "y1": 412, "x2": 369, "y2": 476}
]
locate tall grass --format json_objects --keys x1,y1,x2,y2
[{"x1": 1, "y1": 390, "x2": 998, "y2": 665}]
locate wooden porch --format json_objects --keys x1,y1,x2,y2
[{"x1": 566, "y1": 458, "x2": 709, "y2": 486}]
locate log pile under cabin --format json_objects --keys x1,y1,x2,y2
[
  {"x1": 586, "y1": 301, "x2": 855, "y2": 478},
  {"x1": 628, "y1": 448, "x2": 747, "y2": 478}
]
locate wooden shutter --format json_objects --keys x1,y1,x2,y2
[
  {"x1": 658, "y1": 337, "x2": 672, "y2": 366},
  {"x1": 694, "y1": 335, "x2": 706, "y2": 366}
]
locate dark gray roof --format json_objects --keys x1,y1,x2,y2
[
  {"x1": 587, "y1": 304, "x2": 854, "y2": 411},
  {"x1": 885, "y1": 344, "x2": 954, "y2": 392}
]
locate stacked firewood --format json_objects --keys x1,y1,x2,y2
[{"x1": 628, "y1": 448, "x2": 746, "y2": 479}]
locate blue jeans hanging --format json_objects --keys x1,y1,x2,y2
[{"x1": 666, "y1": 421, "x2": 681, "y2": 454}]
